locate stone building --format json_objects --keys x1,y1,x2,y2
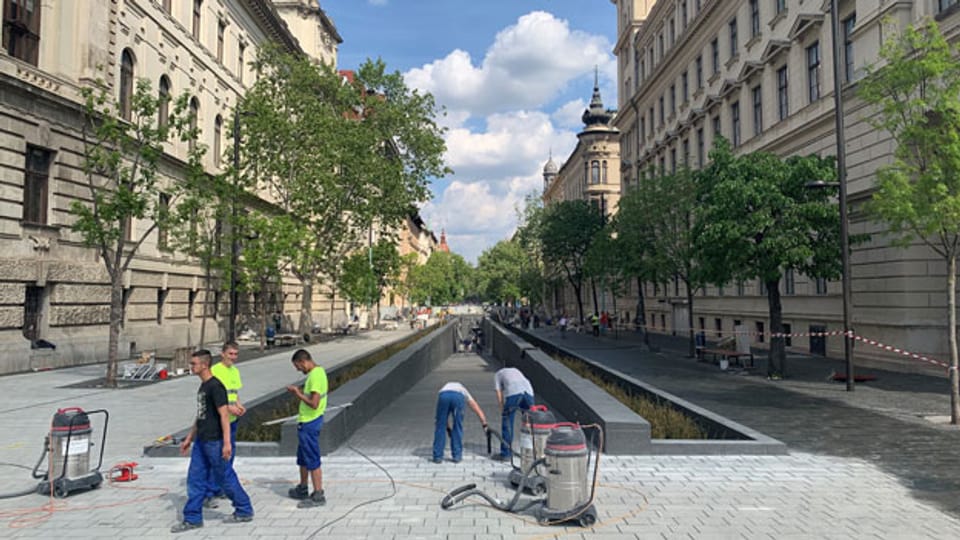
[
  {"x1": 610, "y1": 0, "x2": 960, "y2": 373},
  {"x1": 542, "y1": 75, "x2": 621, "y2": 319},
  {"x1": 0, "y1": 0, "x2": 343, "y2": 373}
]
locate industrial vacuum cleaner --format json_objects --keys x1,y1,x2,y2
[
  {"x1": 444, "y1": 420, "x2": 601, "y2": 527},
  {"x1": 32, "y1": 407, "x2": 109, "y2": 498}
]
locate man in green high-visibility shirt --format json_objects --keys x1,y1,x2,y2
[
  {"x1": 286, "y1": 349, "x2": 327, "y2": 509},
  {"x1": 205, "y1": 342, "x2": 245, "y2": 506}
]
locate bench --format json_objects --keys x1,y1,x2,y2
[
  {"x1": 698, "y1": 347, "x2": 754, "y2": 368},
  {"x1": 273, "y1": 333, "x2": 302, "y2": 347}
]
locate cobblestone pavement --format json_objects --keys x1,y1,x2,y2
[{"x1": 1, "y1": 323, "x2": 960, "y2": 538}]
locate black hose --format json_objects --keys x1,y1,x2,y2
[
  {"x1": 0, "y1": 485, "x2": 38, "y2": 500},
  {"x1": 441, "y1": 457, "x2": 546, "y2": 512}
]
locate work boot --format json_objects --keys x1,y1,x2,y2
[
  {"x1": 288, "y1": 483, "x2": 309, "y2": 500},
  {"x1": 297, "y1": 490, "x2": 326, "y2": 508},
  {"x1": 170, "y1": 521, "x2": 203, "y2": 533},
  {"x1": 223, "y1": 513, "x2": 253, "y2": 524}
]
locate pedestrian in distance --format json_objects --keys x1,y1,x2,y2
[
  {"x1": 493, "y1": 367, "x2": 534, "y2": 460},
  {"x1": 286, "y1": 349, "x2": 328, "y2": 508},
  {"x1": 591, "y1": 312, "x2": 601, "y2": 337},
  {"x1": 558, "y1": 314, "x2": 568, "y2": 339},
  {"x1": 273, "y1": 310, "x2": 283, "y2": 333},
  {"x1": 432, "y1": 382, "x2": 488, "y2": 463},
  {"x1": 171, "y1": 350, "x2": 253, "y2": 533},
  {"x1": 204, "y1": 342, "x2": 245, "y2": 508}
]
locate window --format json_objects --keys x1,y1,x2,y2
[
  {"x1": 736, "y1": 280, "x2": 745, "y2": 296},
  {"x1": 2, "y1": 0, "x2": 41, "y2": 65},
  {"x1": 670, "y1": 84, "x2": 676, "y2": 115},
  {"x1": 785, "y1": 268, "x2": 795, "y2": 295},
  {"x1": 602, "y1": 160, "x2": 608, "y2": 183},
  {"x1": 756, "y1": 321, "x2": 765, "y2": 343},
  {"x1": 23, "y1": 145, "x2": 51, "y2": 225},
  {"x1": 682, "y1": 72, "x2": 688, "y2": 102},
  {"x1": 640, "y1": 116, "x2": 646, "y2": 141},
  {"x1": 711, "y1": 38, "x2": 719, "y2": 74},
  {"x1": 783, "y1": 323, "x2": 792, "y2": 347},
  {"x1": 634, "y1": 49, "x2": 641, "y2": 84},
  {"x1": 591, "y1": 161, "x2": 600, "y2": 184},
  {"x1": 696, "y1": 128, "x2": 704, "y2": 167},
  {"x1": 775, "y1": 0, "x2": 786, "y2": 14},
  {"x1": 670, "y1": 148, "x2": 677, "y2": 174},
  {"x1": 217, "y1": 20, "x2": 225, "y2": 62},
  {"x1": 712, "y1": 115, "x2": 721, "y2": 140},
  {"x1": 23, "y1": 285, "x2": 43, "y2": 341},
  {"x1": 669, "y1": 18, "x2": 675, "y2": 45},
  {"x1": 119, "y1": 49, "x2": 135, "y2": 121},
  {"x1": 659, "y1": 95, "x2": 664, "y2": 125},
  {"x1": 640, "y1": 58, "x2": 645, "y2": 81},
  {"x1": 750, "y1": 0, "x2": 760, "y2": 38},
  {"x1": 815, "y1": 277, "x2": 828, "y2": 295},
  {"x1": 695, "y1": 55, "x2": 703, "y2": 88},
  {"x1": 658, "y1": 33, "x2": 664, "y2": 59},
  {"x1": 157, "y1": 288, "x2": 168, "y2": 324},
  {"x1": 698, "y1": 317, "x2": 705, "y2": 330},
  {"x1": 731, "y1": 101, "x2": 741, "y2": 146},
  {"x1": 158, "y1": 192, "x2": 170, "y2": 251},
  {"x1": 158, "y1": 75, "x2": 171, "y2": 128},
  {"x1": 752, "y1": 85, "x2": 763, "y2": 136},
  {"x1": 682, "y1": 139, "x2": 689, "y2": 167},
  {"x1": 728, "y1": 18, "x2": 738, "y2": 57},
  {"x1": 213, "y1": 115, "x2": 222, "y2": 168},
  {"x1": 649, "y1": 107, "x2": 654, "y2": 135},
  {"x1": 188, "y1": 97, "x2": 200, "y2": 152},
  {"x1": 843, "y1": 14, "x2": 856, "y2": 82},
  {"x1": 192, "y1": 0, "x2": 202, "y2": 40},
  {"x1": 238, "y1": 42, "x2": 246, "y2": 83},
  {"x1": 681, "y1": 1, "x2": 688, "y2": 29},
  {"x1": 807, "y1": 41, "x2": 821, "y2": 102},
  {"x1": 940, "y1": 0, "x2": 958, "y2": 13},
  {"x1": 776, "y1": 66, "x2": 788, "y2": 120},
  {"x1": 714, "y1": 318, "x2": 722, "y2": 338}
]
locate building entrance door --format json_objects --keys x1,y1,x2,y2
[
  {"x1": 671, "y1": 303, "x2": 689, "y2": 337},
  {"x1": 809, "y1": 325, "x2": 827, "y2": 356}
]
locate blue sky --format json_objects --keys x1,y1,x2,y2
[{"x1": 321, "y1": 0, "x2": 618, "y2": 263}]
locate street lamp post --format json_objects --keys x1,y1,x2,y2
[
  {"x1": 810, "y1": 1, "x2": 854, "y2": 391},
  {"x1": 228, "y1": 110, "x2": 241, "y2": 342}
]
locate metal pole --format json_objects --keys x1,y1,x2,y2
[
  {"x1": 228, "y1": 111, "x2": 240, "y2": 342},
  {"x1": 830, "y1": 0, "x2": 854, "y2": 391}
]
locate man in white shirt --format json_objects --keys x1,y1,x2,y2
[
  {"x1": 494, "y1": 367, "x2": 534, "y2": 460},
  {"x1": 433, "y1": 382, "x2": 487, "y2": 463}
]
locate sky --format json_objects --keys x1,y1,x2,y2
[{"x1": 320, "y1": 0, "x2": 619, "y2": 263}]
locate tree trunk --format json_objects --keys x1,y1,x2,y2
[
  {"x1": 948, "y1": 254, "x2": 959, "y2": 424},
  {"x1": 328, "y1": 285, "x2": 337, "y2": 330},
  {"x1": 611, "y1": 290, "x2": 618, "y2": 339},
  {"x1": 299, "y1": 277, "x2": 313, "y2": 335},
  {"x1": 766, "y1": 278, "x2": 785, "y2": 378},
  {"x1": 686, "y1": 280, "x2": 696, "y2": 358},
  {"x1": 636, "y1": 277, "x2": 649, "y2": 346},
  {"x1": 259, "y1": 279, "x2": 267, "y2": 352},
  {"x1": 198, "y1": 262, "x2": 212, "y2": 348},
  {"x1": 590, "y1": 279, "x2": 599, "y2": 315},
  {"x1": 106, "y1": 271, "x2": 124, "y2": 387},
  {"x1": 572, "y1": 280, "x2": 585, "y2": 327}
]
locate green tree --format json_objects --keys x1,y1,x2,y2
[
  {"x1": 408, "y1": 251, "x2": 473, "y2": 306},
  {"x1": 612, "y1": 176, "x2": 662, "y2": 348},
  {"x1": 339, "y1": 240, "x2": 403, "y2": 324},
  {"x1": 514, "y1": 194, "x2": 547, "y2": 311},
  {"x1": 695, "y1": 140, "x2": 843, "y2": 378},
  {"x1": 539, "y1": 200, "x2": 605, "y2": 325},
  {"x1": 476, "y1": 239, "x2": 526, "y2": 305},
  {"x1": 584, "y1": 223, "x2": 630, "y2": 333},
  {"x1": 70, "y1": 78, "x2": 205, "y2": 386},
  {"x1": 859, "y1": 20, "x2": 960, "y2": 422},
  {"x1": 240, "y1": 47, "x2": 448, "y2": 335}
]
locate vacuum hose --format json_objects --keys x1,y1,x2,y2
[{"x1": 441, "y1": 457, "x2": 546, "y2": 512}]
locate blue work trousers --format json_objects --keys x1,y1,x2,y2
[
  {"x1": 182, "y1": 438, "x2": 253, "y2": 525},
  {"x1": 206, "y1": 421, "x2": 237, "y2": 498},
  {"x1": 500, "y1": 392, "x2": 533, "y2": 457},
  {"x1": 433, "y1": 391, "x2": 465, "y2": 461}
]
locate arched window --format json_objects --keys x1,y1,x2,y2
[
  {"x1": 591, "y1": 161, "x2": 600, "y2": 184},
  {"x1": 119, "y1": 49, "x2": 135, "y2": 121},
  {"x1": 188, "y1": 97, "x2": 200, "y2": 152},
  {"x1": 213, "y1": 114, "x2": 223, "y2": 167},
  {"x1": 602, "y1": 160, "x2": 608, "y2": 183},
  {"x1": 158, "y1": 75, "x2": 171, "y2": 128}
]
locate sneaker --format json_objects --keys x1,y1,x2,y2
[
  {"x1": 431, "y1": 457, "x2": 443, "y2": 464},
  {"x1": 223, "y1": 513, "x2": 253, "y2": 524},
  {"x1": 170, "y1": 521, "x2": 203, "y2": 533},
  {"x1": 202, "y1": 497, "x2": 219, "y2": 509},
  {"x1": 297, "y1": 490, "x2": 326, "y2": 508},
  {"x1": 288, "y1": 484, "x2": 309, "y2": 500}
]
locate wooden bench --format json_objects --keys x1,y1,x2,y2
[{"x1": 698, "y1": 347, "x2": 754, "y2": 368}]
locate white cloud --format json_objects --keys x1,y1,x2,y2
[
  {"x1": 404, "y1": 11, "x2": 614, "y2": 117},
  {"x1": 405, "y1": 10, "x2": 616, "y2": 264}
]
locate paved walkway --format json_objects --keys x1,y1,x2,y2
[{"x1": 1, "y1": 322, "x2": 960, "y2": 538}]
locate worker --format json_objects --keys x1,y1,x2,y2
[
  {"x1": 171, "y1": 350, "x2": 253, "y2": 533},
  {"x1": 494, "y1": 367, "x2": 534, "y2": 460},
  {"x1": 204, "y1": 342, "x2": 245, "y2": 507},
  {"x1": 432, "y1": 382, "x2": 488, "y2": 463},
  {"x1": 286, "y1": 349, "x2": 328, "y2": 508}
]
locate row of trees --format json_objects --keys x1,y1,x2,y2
[{"x1": 72, "y1": 46, "x2": 449, "y2": 385}]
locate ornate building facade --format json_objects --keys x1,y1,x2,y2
[
  {"x1": 0, "y1": 0, "x2": 343, "y2": 373},
  {"x1": 610, "y1": 0, "x2": 960, "y2": 373},
  {"x1": 542, "y1": 76, "x2": 621, "y2": 319}
]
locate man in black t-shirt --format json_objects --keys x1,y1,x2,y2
[{"x1": 171, "y1": 350, "x2": 254, "y2": 533}]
